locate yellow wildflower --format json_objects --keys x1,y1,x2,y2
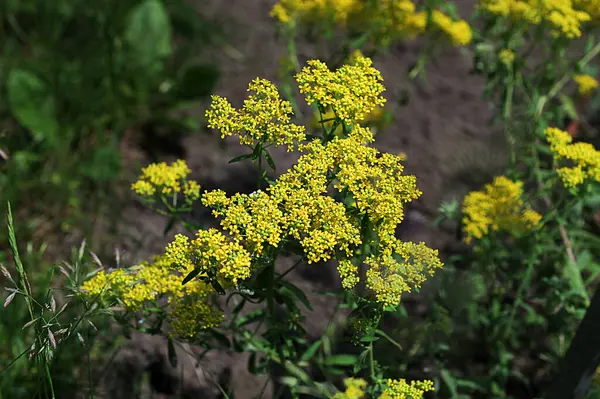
[
  {"x1": 574, "y1": 74, "x2": 599, "y2": 96},
  {"x1": 479, "y1": 0, "x2": 591, "y2": 38},
  {"x1": 575, "y1": 0, "x2": 600, "y2": 20},
  {"x1": 131, "y1": 159, "x2": 200, "y2": 203},
  {"x1": 270, "y1": 0, "x2": 360, "y2": 26},
  {"x1": 333, "y1": 378, "x2": 368, "y2": 399},
  {"x1": 545, "y1": 127, "x2": 600, "y2": 188},
  {"x1": 462, "y1": 176, "x2": 542, "y2": 243},
  {"x1": 378, "y1": 378, "x2": 435, "y2": 399},
  {"x1": 206, "y1": 78, "x2": 306, "y2": 151},
  {"x1": 431, "y1": 10, "x2": 473, "y2": 45},
  {"x1": 499, "y1": 48, "x2": 516, "y2": 66},
  {"x1": 295, "y1": 55, "x2": 386, "y2": 125},
  {"x1": 79, "y1": 255, "x2": 224, "y2": 338},
  {"x1": 165, "y1": 229, "x2": 252, "y2": 285}
]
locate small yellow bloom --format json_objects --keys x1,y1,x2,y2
[
  {"x1": 499, "y1": 48, "x2": 515, "y2": 66},
  {"x1": 131, "y1": 159, "x2": 200, "y2": 203},
  {"x1": 462, "y1": 176, "x2": 541, "y2": 243},
  {"x1": 574, "y1": 74, "x2": 599, "y2": 96},
  {"x1": 333, "y1": 378, "x2": 368, "y2": 399},
  {"x1": 479, "y1": 0, "x2": 591, "y2": 38},
  {"x1": 545, "y1": 127, "x2": 600, "y2": 188},
  {"x1": 296, "y1": 55, "x2": 386, "y2": 125},
  {"x1": 378, "y1": 378, "x2": 435, "y2": 399},
  {"x1": 206, "y1": 79, "x2": 306, "y2": 151}
]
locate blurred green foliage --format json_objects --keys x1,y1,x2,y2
[{"x1": 0, "y1": 0, "x2": 220, "y2": 244}]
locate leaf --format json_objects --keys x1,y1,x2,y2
[
  {"x1": 7, "y1": 69, "x2": 58, "y2": 143},
  {"x1": 300, "y1": 340, "x2": 321, "y2": 362},
  {"x1": 228, "y1": 153, "x2": 254, "y2": 164},
  {"x1": 182, "y1": 267, "x2": 201, "y2": 285},
  {"x1": 264, "y1": 151, "x2": 276, "y2": 171},
  {"x1": 125, "y1": 0, "x2": 172, "y2": 70},
  {"x1": 324, "y1": 354, "x2": 357, "y2": 366},
  {"x1": 163, "y1": 217, "x2": 176, "y2": 237},
  {"x1": 167, "y1": 337, "x2": 178, "y2": 368},
  {"x1": 559, "y1": 94, "x2": 578, "y2": 121},
  {"x1": 440, "y1": 369, "x2": 459, "y2": 396},
  {"x1": 279, "y1": 281, "x2": 313, "y2": 310}
]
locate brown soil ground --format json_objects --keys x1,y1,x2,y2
[{"x1": 95, "y1": 0, "x2": 514, "y2": 397}]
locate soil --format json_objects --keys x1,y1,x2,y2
[{"x1": 95, "y1": 0, "x2": 514, "y2": 397}]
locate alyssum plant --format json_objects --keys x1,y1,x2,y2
[{"x1": 79, "y1": 55, "x2": 444, "y2": 398}]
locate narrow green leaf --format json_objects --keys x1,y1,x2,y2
[
  {"x1": 228, "y1": 153, "x2": 254, "y2": 164},
  {"x1": 324, "y1": 354, "x2": 357, "y2": 366},
  {"x1": 182, "y1": 267, "x2": 201, "y2": 285},
  {"x1": 300, "y1": 340, "x2": 321, "y2": 361},
  {"x1": 264, "y1": 151, "x2": 276, "y2": 171}
]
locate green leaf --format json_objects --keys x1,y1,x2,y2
[
  {"x1": 228, "y1": 153, "x2": 254, "y2": 164},
  {"x1": 182, "y1": 267, "x2": 201, "y2": 285},
  {"x1": 559, "y1": 94, "x2": 578, "y2": 121},
  {"x1": 167, "y1": 338, "x2": 178, "y2": 368},
  {"x1": 440, "y1": 369, "x2": 458, "y2": 396},
  {"x1": 279, "y1": 281, "x2": 313, "y2": 310},
  {"x1": 7, "y1": 69, "x2": 58, "y2": 143},
  {"x1": 324, "y1": 354, "x2": 357, "y2": 366},
  {"x1": 125, "y1": 0, "x2": 172, "y2": 69},
  {"x1": 264, "y1": 151, "x2": 276, "y2": 171},
  {"x1": 300, "y1": 340, "x2": 321, "y2": 361}
]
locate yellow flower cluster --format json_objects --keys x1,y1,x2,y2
[
  {"x1": 479, "y1": 0, "x2": 592, "y2": 38},
  {"x1": 270, "y1": 0, "x2": 358, "y2": 25},
  {"x1": 499, "y1": 48, "x2": 516, "y2": 66},
  {"x1": 124, "y1": 56, "x2": 442, "y2": 309},
  {"x1": 462, "y1": 176, "x2": 542, "y2": 243},
  {"x1": 206, "y1": 78, "x2": 306, "y2": 151},
  {"x1": 270, "y1": 0, "x2": 472, "y2": 46},
  {"x1": 545, "y1": 127, "x2": 600, "y2": 188},
  {"x1": 202, "y1": 125, "x2": 441, "y2": 304},
  {"x1": 164, "y1": 229, "x2": 252, "y2": 285},
  {"x1": 131, "y1": 159, "x2": 200, "y2": 201},
  {"x1": 379, "y1": 379, "x2": 435, "y2": 399},
  {"x1": 333, "y1": 378, "x2": 368, "y2": 399},
  {"x1": 575, "y1": 0, "x2": 600, "y2": 20},
  {"x1": 574, "y1": 74, "x2": 599, "y2": 96},
  {"x1": 431, "y1": 10, "x2": 473, "y2": 46},
  {"x1": 296, "y1": 55, "x2": 387, "y2": 125},
  {"x1": 79, "y1": 255, "x2": 223, "y2": 337}
]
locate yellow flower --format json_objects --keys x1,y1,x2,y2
[
  {"x1": 378, "y1": 378, "x2": 435, "y2": 399},
  {"x1": 131, "y1": 159, "x2": 200, "y2": 203},
  {"x1": 499, "y1": 48, "x2": 516, "y2": 66},
  {"x1": 206, "y1": 78, "x2": 306, "y2": 151},
  {"x1": 462, "y1": 176, "x2": 542, "y2": 243},
  {"x1": 431, "y1": 10, "x2": 473, "y2": 45},
  {"x1": 270, "y1": 0, "x2": 360, "y2": 26},
  {"x1": 333, "y1": 378, "x2": 368, "y2": 399},
  {"x1": 79, "y1": 255, "x2": 224, "y2": 338},
  {"x1": 574, "y1": 74, "x2": 599, "y2": 96},
  {"x1": 165, "y1": 229, "x2": 253, "y2": 285},
  {"x1": 479, "y1": 0, "x2": 591, "y2": 38},
  {"x1": 545, "y1": 127, "x2": 600, "y2": 188},
  {"x1": 295, "y1": 55, "x2": 387, "y2": 125}
]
